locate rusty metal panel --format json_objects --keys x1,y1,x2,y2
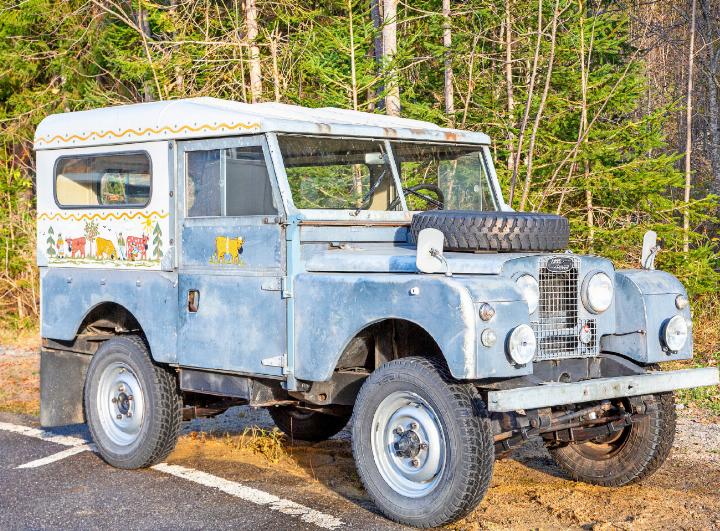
[
  {"x1": 40, "y1": 267, "x2": 179, "y2": 363},
  {"x1": 176, "y1": 273, "x2": 285, "y2": 376},
  {"x1": 293, "y1": 273, "x2": 478, "y2": 381}
]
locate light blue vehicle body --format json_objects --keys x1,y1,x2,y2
[{"x1": 35, "y1": 98, "x2": 712, "y2": 423}]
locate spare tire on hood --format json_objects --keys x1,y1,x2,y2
[{"x1": 409, "y1": 210, "x2": 569, "y2": 252}]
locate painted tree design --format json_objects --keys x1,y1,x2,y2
[
  {"x1": 46, "y1": 226, "x2": 56, "y2": 256},
  {"x1": 152, "y1": 221, "x2": 163, "y2": 260},
  {"x1": 84, "y1": 219, "x2": 99, "y2": 257}
]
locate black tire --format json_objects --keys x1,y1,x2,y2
[
  {"x1": 548, "y1": 393, "x2": 676, "y2": 487},
  {"x1": 84, "y1": 336, "x2": 182, "y2": 469},
  {"x1": 410, "y1": 210, "x2": 569, "y2": 252},
  {"x1": 268, "y1": 405, "x2": 350, "y2": 442},
  {"x1": 352, "y1": 357, "x2": 494, "y2": 528}
]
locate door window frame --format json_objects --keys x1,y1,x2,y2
[{"x1": 177, "y1": 134, "x2": 285, "y2": 223}]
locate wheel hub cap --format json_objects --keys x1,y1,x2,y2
[
  {"x1": 97, "y1": 362, "x2": 145, "y2": 446},
  {"x1": 371, "y1": 391, "x2": 446, "y2": 498}
]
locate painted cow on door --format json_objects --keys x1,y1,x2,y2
[
  {"x1": 215, "y1": 236, "x2": 244, "y2": 264},
  {"x1": 127, "y1": 235, "x2": 148, "y2": 261},
  {"x1": 66, "y1": 237, "x2": 86, "y2": 258}
]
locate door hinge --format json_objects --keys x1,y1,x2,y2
[
  {"x1": 261, "y1": 354, "x2": 286, "y2": 368},
  {"x1": 281, "y1": 277, "x2": 293, "y2": 298}
]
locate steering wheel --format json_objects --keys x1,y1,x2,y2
[{"x1": 390, "y1": 183, "x2": 445, "y2": 210}]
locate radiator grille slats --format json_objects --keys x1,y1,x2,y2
[{"x1": 531, "y1": 257, "x2": 599, "y2": 360}]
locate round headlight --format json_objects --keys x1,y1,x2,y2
[
  {"x1": 516, "y1": 274, "x2": 539, "y2": 314},
  {"x1": 582, "y1": 271, "x2": 613, "y2": 314},
  {"x1": 507, "y1": 324, "x2": 537, "y2": 365},
  {"x1": 662, "y1": 315, "x2": 688, "y2": 352}
]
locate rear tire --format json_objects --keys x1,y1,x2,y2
[
  {"x1": 84, "y1": 336, "x2": 182, "y2": 469},
  {"x1": 352, "y1": 357, "x2": 494, "y2": 528},
  {"x1": 268, "y1": 405, "x2": 350, "y2": 442},
  {"x1": 548, "y1": 393, "x2": 676, "y2": 486}
]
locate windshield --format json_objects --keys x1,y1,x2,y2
[
  {"x1": 390, "y1": 141, "x2": 498, "y2": 211},
  {"x1": 278, "y1": 135, "x2": 402, "y2": 211}
]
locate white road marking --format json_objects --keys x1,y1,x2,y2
[
  {"x1": 0, "y1": 421, "x2": 89, "y2": 447},
  {"x1": 16, "y1": 444, "x2": 95, "y2": 469},
  {"x1": 0, "y1": 421, "x2": 345, "y2": 529},
  {"x1": 153, "y1": 463, "x2": 344, "y2": 530}
]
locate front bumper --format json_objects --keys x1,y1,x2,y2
[{"x1": 486, "y1": 367, "x2": 719, "y2": 412}]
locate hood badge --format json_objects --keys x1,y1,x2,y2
[{"x1": 546, "y1": 256, "x2": 574, "y2": 273}]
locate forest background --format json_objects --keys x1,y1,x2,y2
[{"x1": 1, "y1": 0, "x2": 718, "y2": 407}]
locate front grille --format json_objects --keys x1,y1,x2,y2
[{"x1": 531, "y1": 257, "x2": 598, "y2": 360}]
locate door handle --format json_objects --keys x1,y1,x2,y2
[{"x1": 188, "y1": 290, "x2": 200, "y2": 312}]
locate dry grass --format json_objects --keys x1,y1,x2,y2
[{"x1": 0, "y1": 354, "x2": 39, "y2": 416}]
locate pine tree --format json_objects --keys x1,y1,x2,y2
[
  {"x1": 152, "y1": 222, "x2": 163, "y2": 260},
  {"x1": 46, "y1": 226, "x2": 55, "y2": 256}
]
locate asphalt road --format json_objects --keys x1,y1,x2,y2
[{"x1": 0, "y1": 412, "x2": 402, "y2": 531}]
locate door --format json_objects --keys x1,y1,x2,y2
[{"x1": 176, "y1": 135, "x2": 286, "y2": 376}]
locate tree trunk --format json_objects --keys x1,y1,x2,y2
[
  {"x1": 504, "y1": 0, "x2": 515, "y2": 172},
  {"x1": 348, "y1": 0, "x2": 358, "y2": 111},
  {"x1": 509, "y1": 0, "x2": 542, "y2": 206},
  {"x1": 370, "y1": 0, "x2": 384, "y2": 112},
  {"x1": 443, "y1": 0, "x2": 454, "y2": 125},
  {"x1": 683, "y1": 0, "x2": 697, "y2": 254},
  {"x1": 270, "y1": 27, "x2": 281, "y2": 102},
  {"x1": 382, "y1": 0, "x2": 400, "y2": 116},
  {"x1": 245, "y1": 0, "x2": 262, "y2": 103},
  {"x1": 519, "y1": 0, "x2": 560, "y2": 212}
]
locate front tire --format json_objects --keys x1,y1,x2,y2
[
  {"x1": 548, "y1": 393, "x2": 676, "y2": 486},
  {"x1": 352, "y1": 357, "x2": 494, "y2": 528},
  {"x1": 84, "y1": 336, "x2": 182, "y2": 469}
]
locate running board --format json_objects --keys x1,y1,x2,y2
[{"x1": 486, "y1": 367, "x2": 719, "y2": 412}]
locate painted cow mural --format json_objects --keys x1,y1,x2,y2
[
  {"x1": 95, "y1": 237, "x2": 117, "y2": 259},
  {"x1": 66, "y1": 237, "x2": 86, "y2": 258},
  {"x1": 127, "y1": 235, "x2": 149, "y2": 261},
  {"x1": 215, "y1": 236, "x2": 244, "y2": 264}
]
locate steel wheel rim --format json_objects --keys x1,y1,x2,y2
[
  {"x1": 371, "y1": 390, "x2": 446, "y2": 498},
  {"x1": 96, "y1": 361, "x2": 145, "y2": 446}
]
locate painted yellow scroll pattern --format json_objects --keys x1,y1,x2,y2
[{"x1": 35, "y1": 121, "x2": 261, "y2": 146}]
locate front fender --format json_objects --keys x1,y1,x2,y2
[
  {"x1": 600, "y1": 269, "x2": 692, "y2": 363},
  {"x1": 293, "y1": 273, "x2": 478, "y2": 381}
]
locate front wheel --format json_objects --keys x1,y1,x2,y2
[
  {"x1": 352, "y1": 357, "x2": 494, "y2": 528},
  {"x1": 84, "y1": 336, "x2": 182, "y2": 469},
  {"x1": 548, "y1": 393, "x2": 676, "y2": 487}
]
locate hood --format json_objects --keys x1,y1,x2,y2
[{"x1": 303, "y1": 245, "x2": 536, "y2": 274}]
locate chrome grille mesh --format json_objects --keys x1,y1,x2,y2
[{"x1": 531, "y1": 257, "x2": 598, "y2": 360}]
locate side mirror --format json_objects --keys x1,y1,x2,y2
[
  {"x1": 416, "y1": 228, "x2": 451, "y2": 276},
  {"x1": 641, "y1": 230, "x2": 659, "y2": 270}
]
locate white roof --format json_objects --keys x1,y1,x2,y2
[{"x1": 34, "y1": 97, "x2": 491, "y2": 150}]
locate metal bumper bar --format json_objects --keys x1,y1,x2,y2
[{"x1": 487, "y1": 367, "x2": 719, "y2": 412}]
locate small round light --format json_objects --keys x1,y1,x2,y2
[
  {"x1": 481, "y1": 328, "x2": 497, "y2": 347},
  {"x1": 507, "y1": 324, "x2": 537, "y2": 365},
  {"x1": 675, "y1": 294, "x2": 689, "y2": 310},
  {"x1": 516, "y1": 275, "x2": 539, "y2": 314},
  {"x1": 662, "y1": 315, "x2": 688, "y2": 352},
  {"x1": 582, "y1": 271, "x2": 613, "y2": 314},
  {"x1": 479, "y1": 303, "x2": 496, "y2": 321}
]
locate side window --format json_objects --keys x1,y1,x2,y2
[
  {"x1": 55, "y1": 152, "x2": 151, "y2": 207},
  {"x1": 186, "y1": 146, "x2": 277, "y2": 217}
]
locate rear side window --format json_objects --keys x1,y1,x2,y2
[{"x1": 54, "y1": 152, "x2": 151, "y2": 207}]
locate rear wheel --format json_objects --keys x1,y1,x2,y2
[
  {"x1": 268, "y1": 405, "x2": 350, "y2": 442},
  {"x1": 352, "y1": 357, "x2": 494, "y2": 528},
  {"x1": 84, "y1": 336, "x2": 182, "y2": 469},
  {"x1": 548, "y1": 393, "x2": 676, "y2": 486}
]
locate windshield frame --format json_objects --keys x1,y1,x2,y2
[{"x1": 267, "y1": 132, "x2": 505, "y2": 222}]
